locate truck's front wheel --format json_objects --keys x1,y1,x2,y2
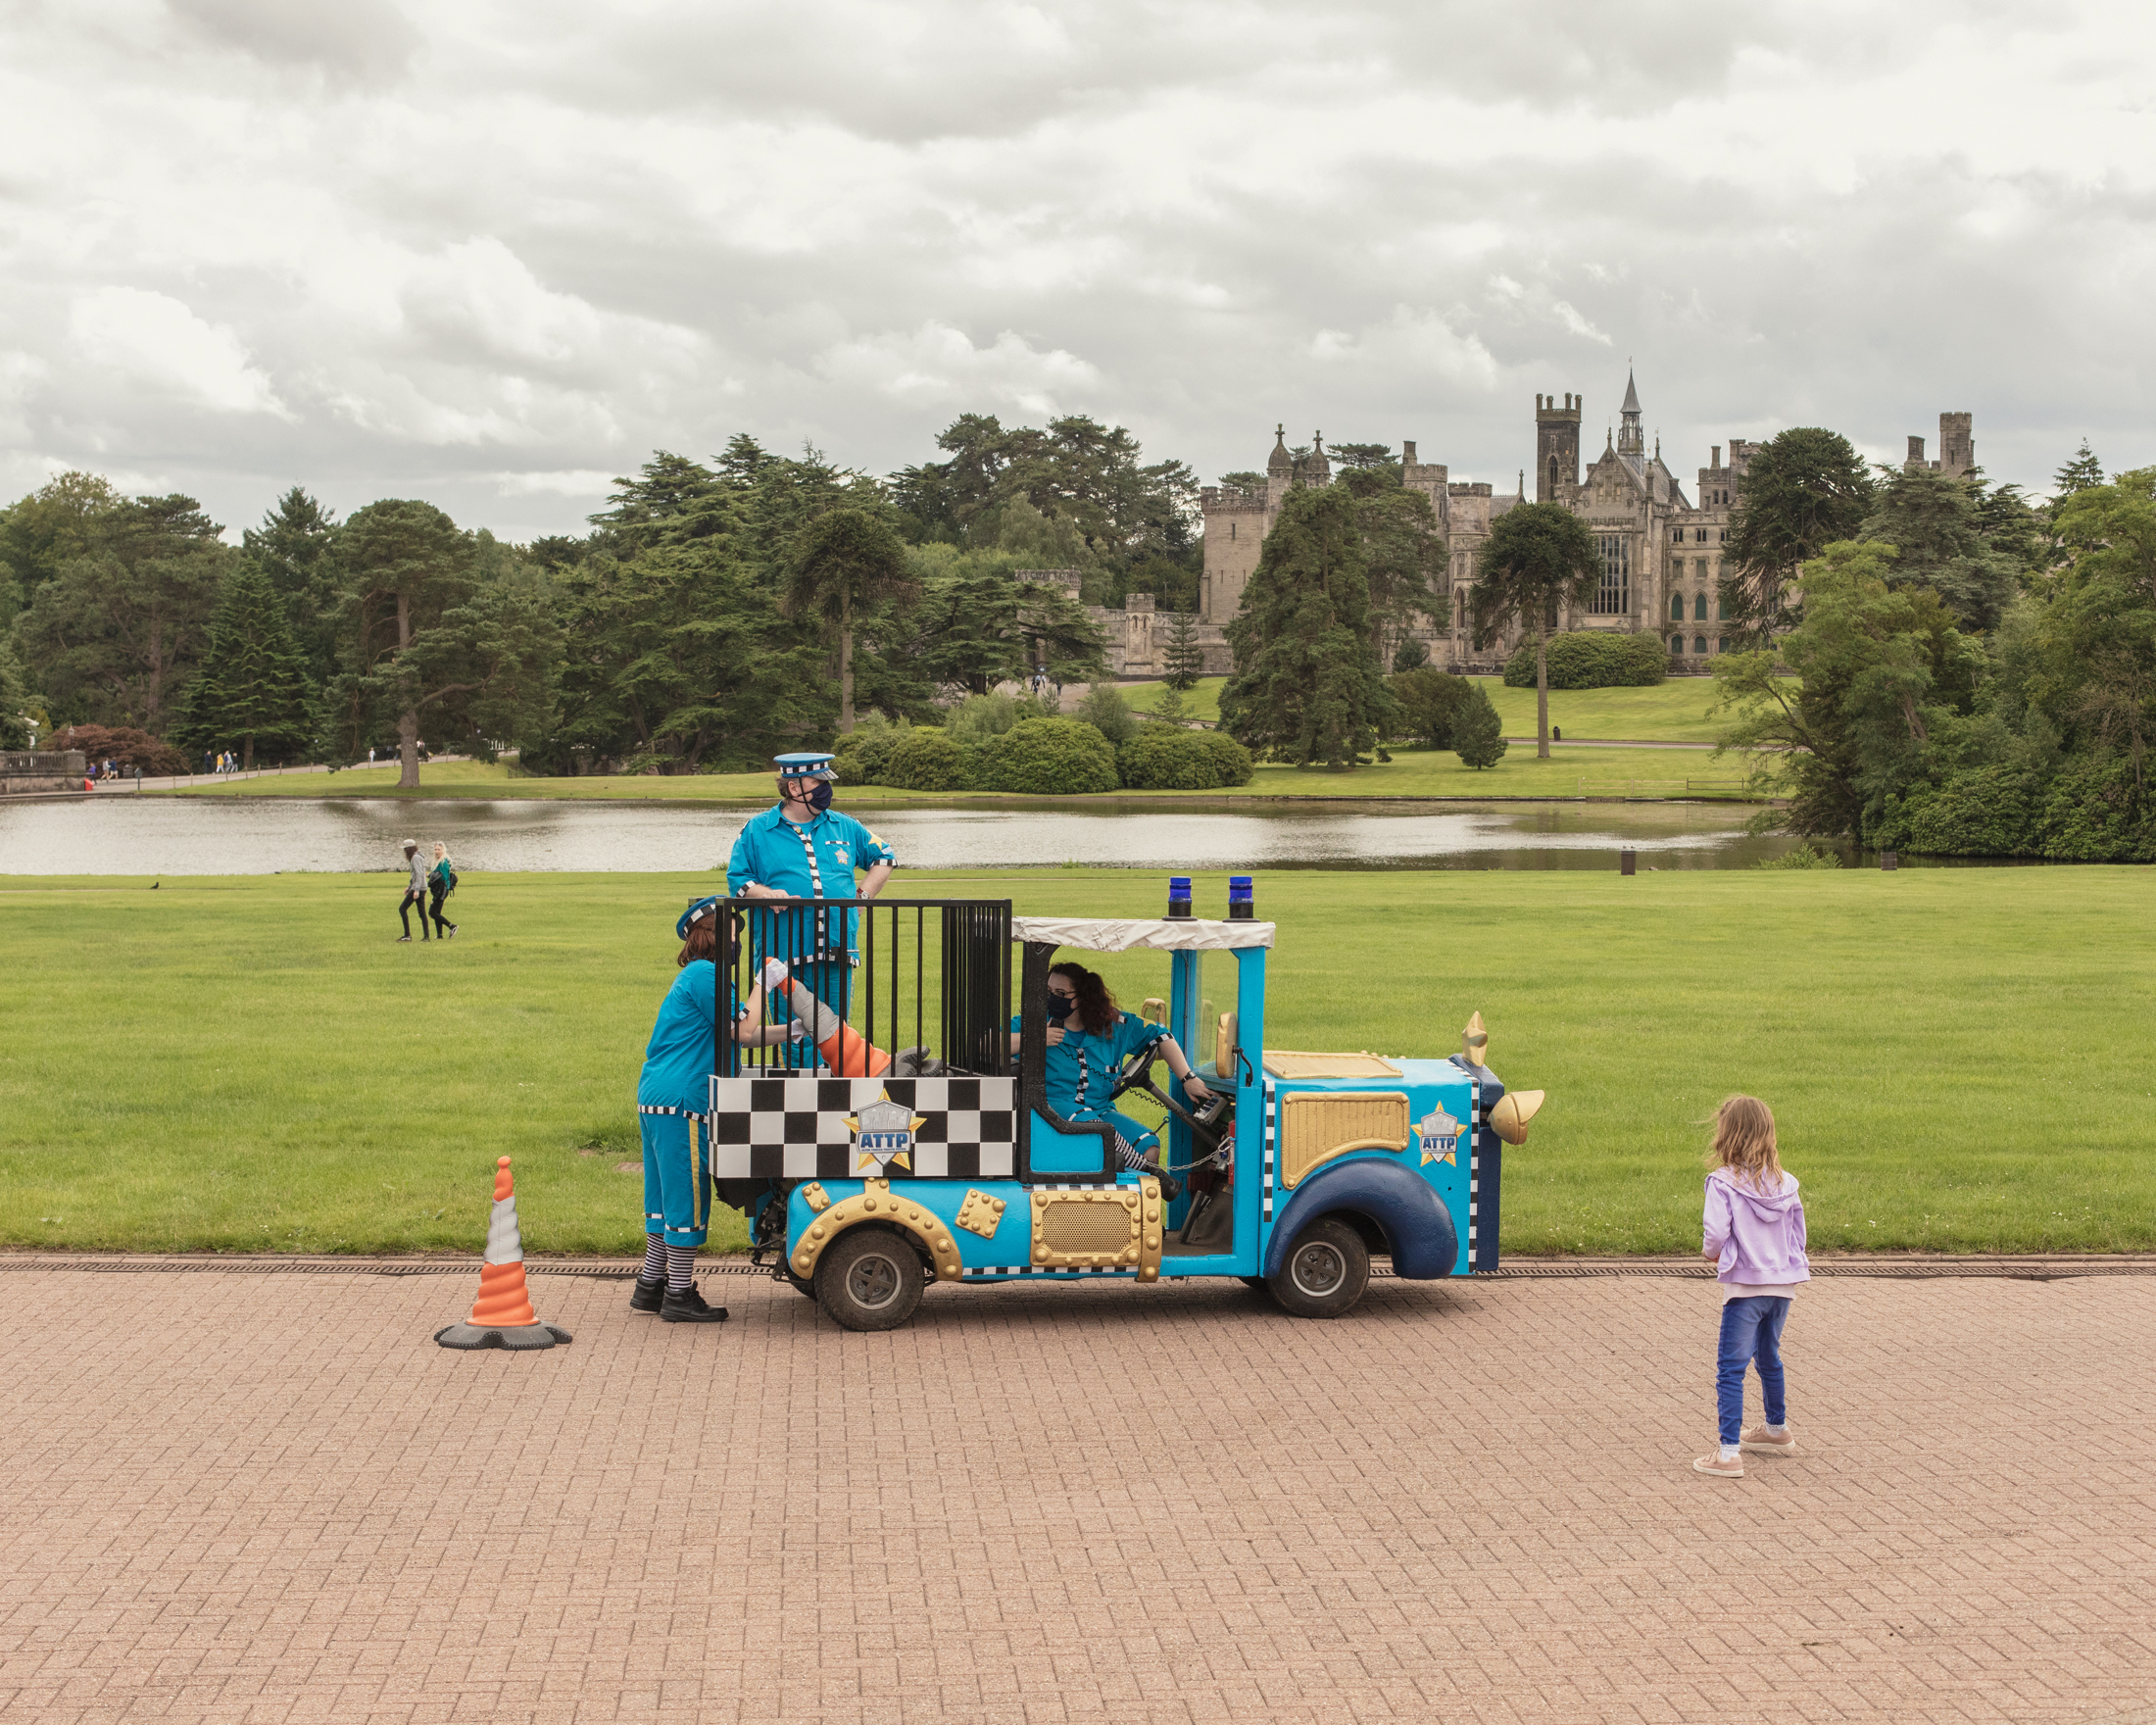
[
  {"x1": 815, "y1": 1228, "x2": 925, "y2": 1331},
  {"x1": 1267, "y1": 1217, "x2": 1370, "y2": 1318}
]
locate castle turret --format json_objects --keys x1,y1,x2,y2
[
  {"x1": 1266, "y1": 424, "x2": 1292, "y2": 479},
  {"x1": 1616, "y1": 368, "x2": 1645, "y2": 468},
  {"x1": 1536, "y1": 392, "x2": 1581, "y2": 501}
]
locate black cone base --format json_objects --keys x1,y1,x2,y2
[{"x1": 433, "y1": 1321, "x2": 572, "y2": 1351}]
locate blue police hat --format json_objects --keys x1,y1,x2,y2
[
  {"x1": 677, "y1": 895, "x2": 721, "y2": 940},
  {"x1": 773, "y1": 751, "x2": 837, "y2": 779}
]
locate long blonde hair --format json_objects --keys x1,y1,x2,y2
[{"x1": 1708, "y1": 1095, "x2": 1785, "y2": 1192}]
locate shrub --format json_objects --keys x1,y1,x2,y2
[
  {"x1": 1452, "y1": 684, "x2": 1507, "y2": 769},
  {"x1": 1392, "y1": 637, "x2": 1430, "y2": 672},
  {"x1": 1194, "y1": 729, "x2": 1254, "y2": 787},
  {"x1": 1118, "y1": 725, "x2": 1237, "y2": 790},
  {"x1": 1072, "y1": 682, "x2": 1138, "y2": 746},
  {"x1": 880, "y1": 728, "x2": 964, "y2": 792},
  {"x1": 832, "y1": 719, "x2": 902, "y2": 786},
  {"x1": 47, "y1": 724, "x2": 191, "y2": 776},
  {"x1": 945, "y1": 691, "x2": 1055, "y2": 746},
  {"x1": 1501, "y1": 631, "x2": 1665, "y2": 689},
  {"x1": 981, "y1": 716, "x2": 1118, "y2": 794},
  {"x1": 1754, "y1": 843, "x2": 1844, "y2": 870},
  {"x1": 1873, "y1": 765, "x2": 2041, "y2": 858},
  {"x1": 1387, "y1": 667, "x2": 1475, "y2": 748}
]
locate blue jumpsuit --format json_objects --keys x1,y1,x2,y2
[
  {"x1": 1013, "y1": 1010, "x2": 1170, "y2": 1163},
  {"x1": 726, "y1": 807, "x2": 896, "y2": 1060},
  {"x1": 638, "y1": 960, "x2": 744, "y2": 1248}
]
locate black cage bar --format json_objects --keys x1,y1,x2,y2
[{"x1": 708, "y1": 897, "x2": 1012, "y2": 1082}]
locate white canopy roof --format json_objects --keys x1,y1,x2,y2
[{"x1": 1011, "y1": 916, "x2": 1275, "y2": 953}]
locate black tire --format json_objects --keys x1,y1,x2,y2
[
  {"x1": 1265, "y1": 1217, "x2": 1370, "y2": 1318},
  {"x1": 815, "y1": 1228, "x2": 926, "y2": 1332}
]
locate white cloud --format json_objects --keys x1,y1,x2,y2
[
  {"x1": 485, "y1": 468, "x2": 616, "y2": 497},
  {"x1": 0, "y1": 0, "x2": 2151, "y2": 539},
  {"x1": 66, "y1": 288, "x2": 292, "y2": 419},
  {"x1": 815, "y1": 323, "x2": 1102, "y2": 417}
]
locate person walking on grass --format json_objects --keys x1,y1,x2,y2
[
  {"x1": 427, "y1": 841, "x2": 458, "y2": 939},
  {"x1": 1694, "y1": 1095, "x2": 1809, "y2": 1479},
  {"x1": 396, "y1": 839, "x2": 430, "y2": 942},
  {"x1": 631, "y1": 897, "x2": 802, "y2": 1324}
]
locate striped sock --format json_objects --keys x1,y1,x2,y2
[
  {"x1": 640, "y1": 1234, "x2": 665, "y2": 1283},
  {"x1": 665, "y1": 1246, "x2": 697, "y2": 1292}
]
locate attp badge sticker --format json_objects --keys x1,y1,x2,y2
[
  {"x1": 1415, "y1": 1106, "x2": 1462, "y2": 1166},
  {"x1": 847, "y1": 1090, "x2": 926, "y2": 1176}
]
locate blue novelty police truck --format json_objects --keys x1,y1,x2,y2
[{"x1": 709, "y1": 885, "x2": 1543, "y2": 1332}]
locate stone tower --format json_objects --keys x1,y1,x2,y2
[
  {"x1": 1536, "y1": 392, "x2": 1581, "y2": 501},
  {"x1": 1937, "y1": 412, "x2": 1974, "y2": 479}
]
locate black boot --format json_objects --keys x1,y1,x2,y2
[
  {"x1": 629, "y1": 1276, "x2": 665, "y2": 1313},
  {"x1": 661, "y1": 1283, "x2": 729, "y2": 1323}
]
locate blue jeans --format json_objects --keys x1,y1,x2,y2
[{"x1": 1716, "y1": 1296, "x2": 1790, "y2": 1446}]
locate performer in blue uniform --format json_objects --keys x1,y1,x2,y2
[
  {"x1": 1009, "y1": 960, "x2": 1212, "y2": 1171},
  {"x1": 632, "y1": 897, "x2": 799, "y2": 1323},
  {"x1": 726, "y1": 752, "x2": 896, "y2": 1060}
]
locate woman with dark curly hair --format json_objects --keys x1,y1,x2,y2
[{"x1": 1009, "y1": 959, "x2": 1211, "y2": 1172}]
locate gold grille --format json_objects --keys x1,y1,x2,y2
[
  {"x1": 1030, "y1": 1190, "x2": 1141, "y2": 1267},
  {"x1": 1279, "y1": 1091, "x2": 1411, "y2": 1188}
]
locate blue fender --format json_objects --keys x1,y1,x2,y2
[{"x1": 1263, "y1": 1157, "x2": 1461, "y2": 1281}]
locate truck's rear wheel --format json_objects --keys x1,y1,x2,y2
[
  {"x1": 815, "y1": 1228, "x2": 925, "y2": 1332},
  {"x1": 1266, "y1": 1217, "x2": 1369, "y2": 1318}
]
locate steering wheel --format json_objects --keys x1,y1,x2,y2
[{"x1": 1107, "y1": 1049, "x2": 1158, "y2": 1104}]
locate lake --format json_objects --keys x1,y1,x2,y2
[{"x1": 0, "y1": 795, "x2": 1814, "y2": 875}]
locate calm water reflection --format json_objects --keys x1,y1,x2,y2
[{"x1": 0, "y1": 795, "x2": 1803, "y2": 875}]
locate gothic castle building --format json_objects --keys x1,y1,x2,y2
[{"x1": 1186, "y1": 374, "x2": 1976, "y2": 673}]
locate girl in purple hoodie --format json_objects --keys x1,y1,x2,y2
[{"x1": 1694, "y1": 1095, "x2": 1809, "y2": 1479}]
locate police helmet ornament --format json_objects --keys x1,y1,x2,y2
[{"x1": 847, "y1": 1089, "x2": 926, "y2": 1175}]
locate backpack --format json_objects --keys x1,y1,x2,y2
[{"x1": 435, "y1": 861, "x2": 458, "y2": 894}]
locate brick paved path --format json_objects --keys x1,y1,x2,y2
[{"x1": 2, "y1": 1266, "x2": 2151, "y2": 1724}]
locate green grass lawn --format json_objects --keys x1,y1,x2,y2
[
  {"x1": 1122, "y1": 677, "x2": 1225, "y2": 722},
  {"x1": 166, "y1": 744, "x2": 1756, "y2": 805},
  {"x1": 1121, "y1": 675, "x2": 1726, "y2": 745},
  {"x1": 3, "y1": 866, "x2": 2150, "y2": 1258}
]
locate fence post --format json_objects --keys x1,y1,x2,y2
[{"x1": 1620, "y1": 849, "x2": 1637, "y2": 876}]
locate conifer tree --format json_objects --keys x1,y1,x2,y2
[
  {"x1": 1468, "y1": 501, "x2": 1601, "y2": 758},
  {"x1": 1452, "y1": 681, "x2": 1507, "y2": 769},
  {"x1": 2052, "y1": 441, "x2": 2104, "y2": 498},
  {"x1": 1162, "y1": 606, "x2": 1203, "y2": 690},
  {"x1": 174, "y1": 562, "x2": 315, "y2": 769},
  {"x1": 1218, "y1": 485, "x2": 1396, "y2": 767}
]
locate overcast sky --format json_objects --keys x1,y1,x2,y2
[{"x1": 2, "y1": 0, "x2": 2150, "y2": 542}]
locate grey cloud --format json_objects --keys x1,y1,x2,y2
[{"x1": 166, "y1": 0, "x2": 419, "y2": 81}]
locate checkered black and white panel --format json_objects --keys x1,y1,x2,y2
[
  {"x1": 1260, "y1": 1079, "x2": 1278, "y2": 1222},
  {"x1": 1466, "y1": 1071, "x2": 1481, "y2": 1266},
  {"x1": 961, "y1": 1265, "x2": 1134, "y2": 1279},
  {"x1": 706, "y1": 1075, "x2": 1016, "y2": 1181}
]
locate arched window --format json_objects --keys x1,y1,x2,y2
[
  {"x1": 1547, "y1": 455, "x2": 1559, "y2": 494},
  {"x1": 1693, "y1": 592, "x2": 1708, "y2": 620},
  {"x1": 1670, "y1": 593, "x2": 1684, "y2": 620},
  {"x1": 1716, "y1": 595, "x2": 1726, "y2": 620},
  {"x1": 1694, "y1": 635, "x2": 1708, "y2": 655},
  {"x1": 1229, "y1": 521, "x2": 1236, "y2": 540},
  {"x1": 1670, "y1": 635, "x2": 1685, "y2": 655}
]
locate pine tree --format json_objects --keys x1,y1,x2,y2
[
  {"x1": 1452, "y1": 682, "x2": 1507, "y2": 769},
  {"x1": 1217, "y1": 485, "x2": 1397, "y2": 767},
  {"x1": 175, "y1": 563, "x2": 316, "y2": 769},
  {"x1": 1163, "y1": 606, "x2": 1203, "y2": 690},
  {"x1": 1468, "y1": 501, "x2": 1601, "y2": 759},
  {"x1": 2052, "y1": 441, "x2": 2104, "y2": 498}
]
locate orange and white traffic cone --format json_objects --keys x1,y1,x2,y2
[
  {"x1": 434, "y1": 1156, "x2": 572, "y2": 1351},
  {"x1": 762, "y1": 961, "x2": 890, "y2": 1076}
]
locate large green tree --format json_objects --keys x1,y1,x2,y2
[
  {"x1": 889, "y1": 547, "x2": 1104, "y2": 698},
  {"x1": 1467, "y1": 501, "x2": 1601, "y2": 759},
  {"x1": 1162, "y1": 606, "x2": 1204, "y2": 690},
  {"x1": 242, "y1": 488, "x2": 340, "y2": 685},
  {"x1": 1722, "y1": 428, "x2": 1875, "y2": 642},
  {"x1": 1712, "y1": 541, "x2": 1978, "y2": 838},
  {"x1": 2037, "y1": 468, "x2": 2156, "y2": 793},
  {"x1": 13, "y1": 493, "x2": 232, "y2": 731},
  {"x1": 1858, "y1": 465, "x2": 2018, "y2": 633},
  {"x1": 0, "y1": 470, "x2": 122, "y2": 626},
  {"x1": 331, "y1": 501, "x2": 559, "y2": 786},
  {"x1": 1218, "y1": 485, "x2": 1395, "y2": 767},
  {"x1": 1342, "y1": 467, "x2": 1446, "y2": 670},
  {"x1": 786, "y1": 508, "x2": 913, "y2": 732},
  {"x1": 171, "y1": 562, "x2": 315, "y2": 769}
]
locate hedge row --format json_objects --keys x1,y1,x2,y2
[
  {"x1": 1501, "y1": 631, "x2": 1666, "y2": 689},
  {"x1": 833, "y1": 716, "x2": 1252, "y2": 795}
]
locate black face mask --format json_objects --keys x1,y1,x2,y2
[
  {"x1": 779, "y1": 777, "x2": 835, "y2": 813},
  {"x1": 1045, "y1": 995, "x2": 1074, "y2": 1024}
]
